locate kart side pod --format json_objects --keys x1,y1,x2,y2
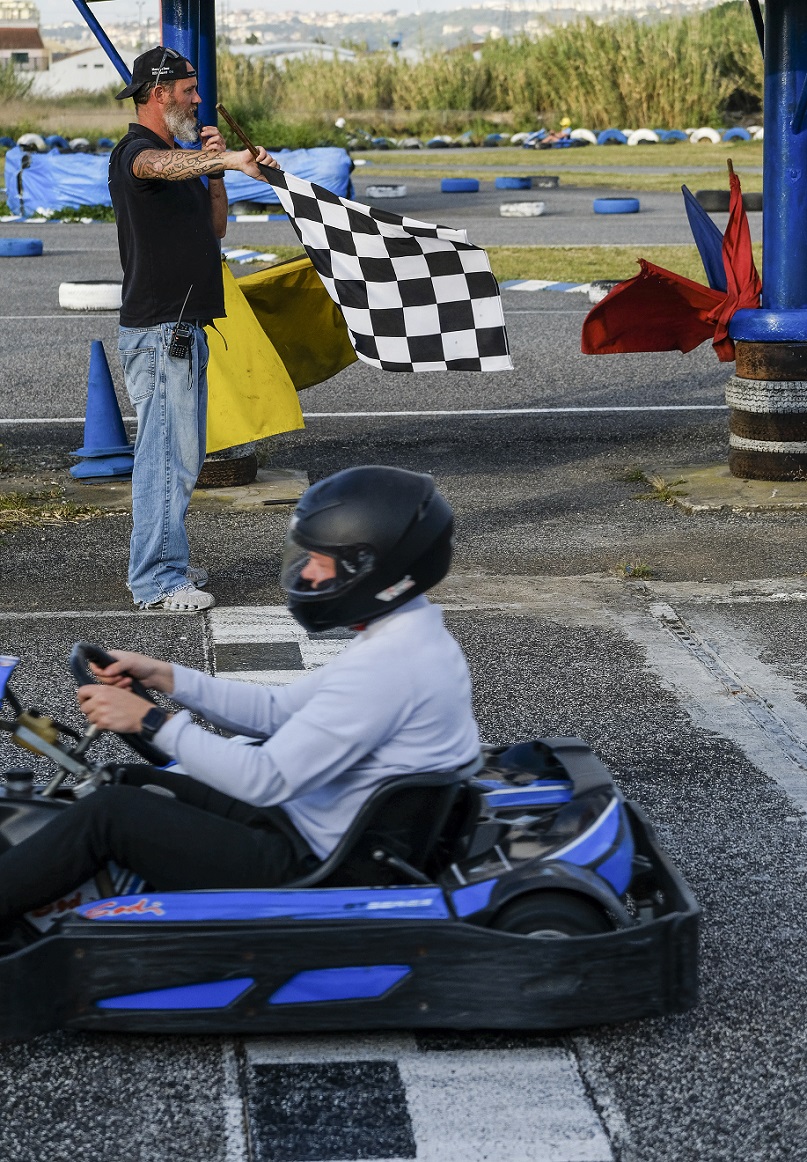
[{"x1": 0, "y1": 802, "x2": 699, "y2": 1040}]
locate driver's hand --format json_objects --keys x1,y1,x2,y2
[
  {"x1": 78, "y1": 684, "x2": 167, "y2": 734},
  {"x1": 89, "y1": 651, "x2": 174, "y2": 693}
]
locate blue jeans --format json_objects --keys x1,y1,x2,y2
[{"x1": 118, "y1": 323, "x2": 209, "y2": 605}]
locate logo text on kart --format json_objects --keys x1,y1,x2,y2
[{"x1": 83, "y1": 897, "x2": 166, "y2": 920}]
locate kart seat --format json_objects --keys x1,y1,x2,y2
[{"x1": 287, "y1": 755, "x2": 484, "y2": 889}]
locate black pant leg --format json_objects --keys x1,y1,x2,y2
[{"x1": 0, "y1": 784, "x2": 299, "y2": 922}]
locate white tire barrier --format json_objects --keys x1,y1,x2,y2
[
  {"x1": 59, "y1": 281, "x2": 122, "y2": 310},
  {"x1": 752, "y1": 127, "x2": 764, "y2": 141},
  {"x1": 690, "y1": 127, "x2": 722, "y2": 144},
  {"x1": 17, "y1": 133, "x2": 46, "y2": 152},
  {"x1": 593, "y1": 197, "x2": 640, "y2": 214},
  {"x1": 441, "y1": 178, "x2": 479, "y2": 193},
  {"x1": 627, "y1": 129, "x2": 660, "y2": 146},
  {"x1": 365, "y1": 184, "x2": 407, "y2": 198},
  {"x1": 570, "y1": 128, "x2": 598, "y2": 145},
  {"x1": 0, "y1": 238, "x2": 43, "y2": 257},
  {"x1": 499, "y1": 202, "x2": 545, "y2": 217},
  {"x1": 588, "y1": 280, "x2": 622, "y2": 304}
]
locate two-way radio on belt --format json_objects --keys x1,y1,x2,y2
[{"x1": 168, "y1": 283, "x2": 194, "y2": 359}]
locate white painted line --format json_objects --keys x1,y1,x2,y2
[
  {"x1": 0, "y1": 314, "x2": 120, "y2": 320},
  {"x1": 211, "y1": 606, "x2": 352, "y2": 677},
  {"x1": 244, "y1": 1034, "x2": 612, "y2": 1162},
  {"x1": 221, "y1": 1041, "x2": 249, "y2": 1162},
  {"x1": 623, "y1": 602, "x2": 807, "y2": 816},
  {"x1": 210, "y1": 606, "x2": 304, "y2": 643},
  {"x1": 0, "y1": 609, "x2": 148, "y2": 620},
  {"x1": 300, "y1": 406, "x2": 727, "y2": 416},
  {"x1": 215, "y1": 669, "x2": 301, "y2": 685},
  {"x1": 0, "y1": 405, "x2": 727, "y2": 426}
]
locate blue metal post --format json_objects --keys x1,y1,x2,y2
[
  {"x1": 197, "y1": 0, "x2": 218, "y2": 130},
  {"x1": 727, "y1": 0, "x2": 807, "y2": 480},
  {"x1": 161, "y1": 0, "x2": 219, "y2": 136},
  {"x1": 761, "y1": 0, "x2": 807, "y2": 313}
]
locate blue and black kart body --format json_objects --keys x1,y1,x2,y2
[{"x1": 0, "y1": 648, "x2": 700, "y2": 1041}]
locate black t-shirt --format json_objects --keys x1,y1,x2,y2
[{"x1": 108, "y1": 123, "x2": 225, "y2": 327}]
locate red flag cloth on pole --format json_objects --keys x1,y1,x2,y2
[{"x1": 581, "y1": 170, "x2": 760, "y2": 363}]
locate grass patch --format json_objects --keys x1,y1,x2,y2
[
  {"x1": 632, "y1": 474, "x2": 689, "y2": 505},
  {"x1": 0, "y1": 488, "x2": 102, "y2": 534},
  {"x1": 486, "y1": 245, "x2": 761, "y2": 284},
  {"x1": 244, "y1": 243, "x2": 760, "y2": 284},
  {"x1": 613, "y1": 560, "x2": 654, "y2": 580}
]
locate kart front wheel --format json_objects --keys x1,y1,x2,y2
[{"x1": 492, "y1": 891, "x2": 613, "y2": 938}]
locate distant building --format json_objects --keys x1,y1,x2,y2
[
  {"x1": 0, "y1": 0, "x2": 47, "y2": 72},
  {"x1": 29, "y1": 44, "x2": 133, "y2": 94},
  {"x1": 230, "y1": 41, "x2": 356, "y2": 69}
]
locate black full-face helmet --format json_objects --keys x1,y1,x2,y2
[{"x1": 281, "y1": 466, "x2": 454, "y2": 632}]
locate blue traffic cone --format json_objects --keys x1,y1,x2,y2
[{"x1": 70, "y1": 340, "x2": 134, "y2": 479}]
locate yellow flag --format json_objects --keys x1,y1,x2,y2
[
  {"x1": 205, "y1": 264, "x2": 305, "y2": 453},
  {"x1": 238, "y1": 255, "x2": 358, "y2": 390}
]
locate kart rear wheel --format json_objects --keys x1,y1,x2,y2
[{"x1": 492, "y1": 891, "x2": 613, "y2": 938}]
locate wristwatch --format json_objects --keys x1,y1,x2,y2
[{"x1": 139, "y1": 706, "x2": 168, "y2": 741}]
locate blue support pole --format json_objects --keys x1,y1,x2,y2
[
  {"x1": 197, "y1": 0, "x2": 218, "y2": 130},
  {"x1": 733, "y1": 0, "x2": 807, "y2": 338},
  {"x1": 762, "y1": 0, "x2": 807, "y2": 314},
  {"x1": 161, "y1": 0, "x2": 217, "y2": 129},
  {"x1": 70, "y1": 0, "x2": 131, "y2": 84},
  {"x1": 727, "y1": 0, "x2": 807, "y2": 480}
]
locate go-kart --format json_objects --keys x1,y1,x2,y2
[{"x1": 0, "y1": 644, "x2": 700, "y2": 1041}]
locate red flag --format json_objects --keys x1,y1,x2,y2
[{"x1": 582, "y1": 168, "x2": 760, "y2": 363}]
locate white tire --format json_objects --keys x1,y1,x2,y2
[
  {"x1": 365, "y1": 184, "x2": 408, "y2": 198},
  {"x1": 690, "y1": 127, "x2": 721, "y2": 144},
  {"x1": 752, "y1": 127, "x2": 764, "y2": 141},
  {"x1": 499, "y1": 201, "x2": 545, "y2": 217},
  {"x1": 17, "y1": 132, "x2": 46, "y2": 153},
  {"x1": 509, "y1": 132, "x2": 530, "y2": 145},
  {"x1": 570, "y1": 128, "x2": 598, "y2": 145},
  {"x1": 627, "y1": 129, "x2": 660, "y2": 146},
  {"x1": 59, "y1": 281, "x2": 122, "y2": 310}
]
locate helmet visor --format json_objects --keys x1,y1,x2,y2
[{"x1": 280, "y1": 533, "x2": 376, "y2": 600}]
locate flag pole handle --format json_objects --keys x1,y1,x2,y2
[{"x1": 216, "y1": 103, "x2": 259, "y2": 159}]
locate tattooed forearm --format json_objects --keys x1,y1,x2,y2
[{"x1": 133, "y1": 149, "x2": 227, "y2": 181}]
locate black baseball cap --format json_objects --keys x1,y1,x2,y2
[{"x1": 115, "y1": 45, "x2": 197, "y2": 100}]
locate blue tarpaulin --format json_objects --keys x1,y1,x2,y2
[{"x1": 3, "y1": 145, "x2": 353, "y2": 215}]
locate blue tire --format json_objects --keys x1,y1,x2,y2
[
  {"x1": 722, "y1": 127, "x2": 751, "y2": 142},
  {"x1": 593, "y1": 197, "x2": 640, "y2": 215},
  {"x1": 661, "y1": 129, "x2": 689, "y2": 143},
  {"x1": 45, "y1": 135, "x2": 69, "y2": 149},
  {"x1": 597, "y1": 129, "x2": 628, "y2": 146},
  {"x1": 441, "y1": 178, "x2": 479, "y2": 193},
  {"x1": 495, "y1": 176, "x2": 531, "y2": 190},
  {"x1": 0, "y1": 136, "x2": 14, "y2": 149},
  {"x1": 0, "y1": 238, "x2": 43, "y2": 256}
]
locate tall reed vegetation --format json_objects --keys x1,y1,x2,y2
[{"x1": 218, "y1": 1, "x2": 762, "y2": 138}]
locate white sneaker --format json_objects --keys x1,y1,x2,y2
[
  {"x1": 140, "y1": 584, "x2": 216, "y2": 612},
  {"x1": 186, "y1": 565, "x2": 209, "y2": 587}
]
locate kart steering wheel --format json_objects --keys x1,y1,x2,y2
[{"x1": 70, "y1": 642, "x2": 172, "y2": 768}]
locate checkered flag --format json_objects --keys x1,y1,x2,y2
[{"x1": 258, "y1": 163, "x2": 513, "y2": 373}]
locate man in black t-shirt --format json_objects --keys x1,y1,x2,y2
[{"x1": 109, "y1": 46, "x2": 280, "y2": 612}]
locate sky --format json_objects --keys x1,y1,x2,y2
[
  {"x1": 41, "y1": 0, "x2": 502, "y2": 23},
  {"x1": 38, "y1": 0, "x2": 683, "y2": 28}
]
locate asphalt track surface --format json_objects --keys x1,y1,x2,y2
[{"x1": 1, "y1": 185, "x2": 807, "y2": 1161}]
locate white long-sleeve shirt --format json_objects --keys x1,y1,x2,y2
[{"x1": 154, "y1": 596, "x2": 480, "y2": 858}]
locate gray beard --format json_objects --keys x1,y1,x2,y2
[{"x1": 165, "y1": 103, "x2": 199, "y2": 144}]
